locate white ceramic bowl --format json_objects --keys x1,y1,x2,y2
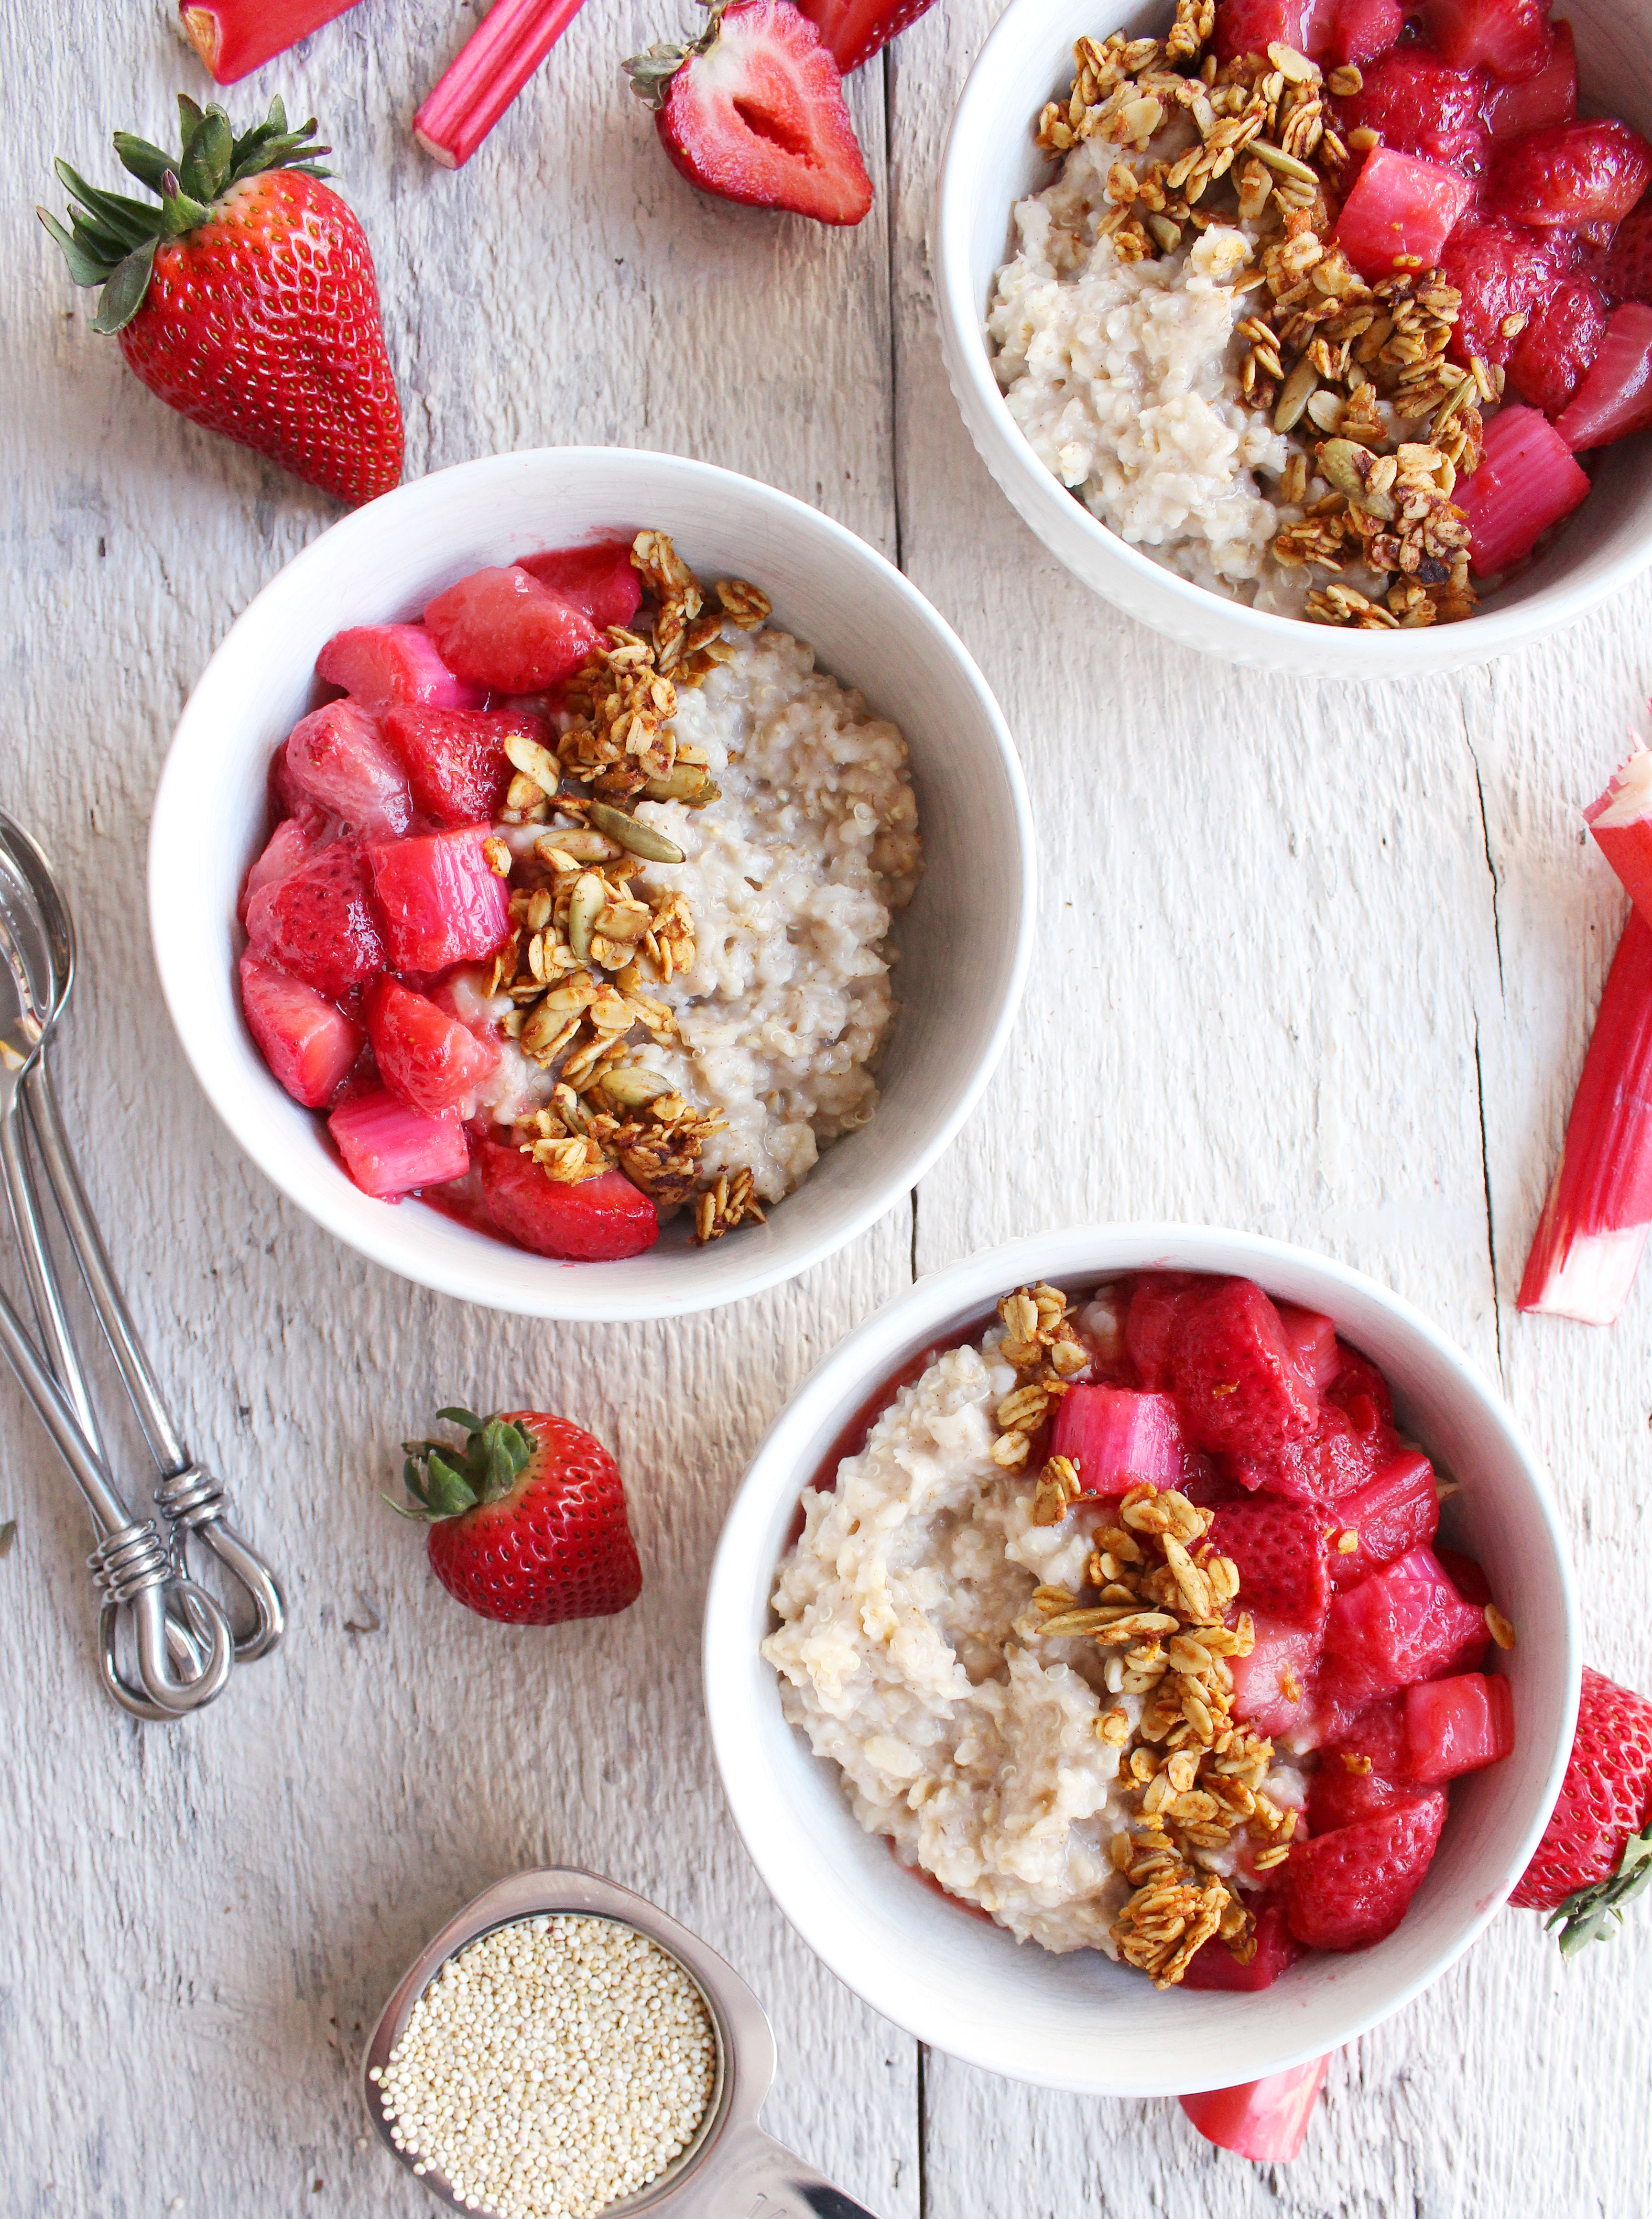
[
  {"x1": 149, "y1": 449, "x2": 1034, "y2": 1322},
  {"x1": 704, "y1": 1226, "x2": 1579, "y2": 2097},
  {"x1": 935, "y1": 0, "x2": 1652, "y2": 678}
]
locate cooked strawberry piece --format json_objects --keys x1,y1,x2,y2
[
  {"x1": 1309, "y1": 1698, "x2": 1416, "y2": 1828},
  {"x1": 1170, "y1": 1278, "x2": 1317, "y2": 1458},
  {"x1": 1321, "y1": 1545, "x2": 1490, "y2": 1705},
  {"x1": 367, "y1": 977, "x2": 500, "y2": 1118},
  {"x1": 1048, "y1": 1385, "x2": 1185, "y2": 1494},
  {"x1": 1417, "y1": 0, "x2": 1550, "y2": 81},
  {"x1": 381, "y1": 705, "x2": 544, "y2": 827},
  {"x1": 1276, "y1": 1302, "x2": 1340, "y2": 1392},
  {"x1": 1326, "y1": 0, "x2": 1404, "y2": 66},
  {"x1": 1459, "y1": 401, "x2": 1591, "y2": 572},
  {"x1": 1507, "y1": 274, "x2": 1609, "y2": 414},
  {"x1": 1179, "y1": 2056, "x2": 1330, "y2": 2161},
  {"x1": 1212, "y1": 0, "x2": 1319, "y2": 64},
  {"x1": 517, "y1": 541, "x2": 644, "y2": 630},
  {"x1": 1181, "y1": 1903, "x2": 1303, "y2": 1991},
  {"x1": 1481, "y1": 18, "x2": 1575, "y2": 142},
  {"x1": 1334, "y1": 146, "x2": 1477, "y2": 280},
  {"x1": 1441, "y1": 218, "x2": 1571, "y2": 366},
  {"x1": 1489, "y1": 121, "x2": 1652, "y2": 231},
  {"x1": 245, "y1": 840, "x2": 386, "y2": 998},
  {"x1": 1229, "y1": 1399, "x2": 1394, "y2": 1502},
  {"x1": 281, "y1": 698, "x2": 412, "y2": 838},
  {"x1": 1598, "y1": 206, "x2": 1652, "y2": 305},
  {"x1": 479, "y1": 1139, "x2": 659, "y2": 1261},
  {"x1": 1403, "y1": 1672, "x2": 1515, "y2": 1781},
  {"x1": 1210, "y1": 1501, "x2": 1330, "y2": 1632},
  {"x1": 1433, "y1": 1545, "x2": 1492, "y2": 1606},
  {"x1": 238, "y1": 817, "x2": 319, "y2": 924},
  {"x1": 1324, "y1": 1341, "x2": 1393, "y2": 1429},
  {"x1": 633, "y1": 0, "x2": 874, "y2": 227},
  {"x1": 315, "y1": 622, "x2": 485, "y2": 711},
  {"x1": 238, "y1": 954, "x2": 362, "y2": 1107},
  {"x1": 1230, "y1": 1611, "x2": 1320, "y2": 1737},
  {"x1": 1328, "y1": 1449, "x2": 1439, "y2": 1588},
  {"x1": 1285, "y1": 1792, "x2": 1446, "y2": 1949},
  {"x1": 796, "y1": 0, "x2": 935, "y2": 71},
  {"x1": 1554, "y1": 301, "x2": 1652, "y2": 448},
  {"x1": 424, "y1": 564, "x2": 599, "y2": 691},
  {"x1": 1122, "y1": 1270, "x2": 1196, "y2": 1389},
  {"x1": 1334, "y1": 49, "x2": 1489, "y2": 174},
  {"x1": 365, "y1": 828, "x2": 512, "y2": 973},
  {"x1": 328, "y1": 1088, "x2": 469, "y2": 1198}
]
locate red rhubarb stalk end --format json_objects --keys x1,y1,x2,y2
[{"x1": 414, "y1": 0, "x2": 588, "y2": 168}]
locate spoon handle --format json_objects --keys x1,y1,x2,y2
[
  {"x1": 0, "y1": 1095, "x2": 106, "y2": 1454},
  {"x1": 677, "y1": 2124, "x2": 884, "y2": 2219}
]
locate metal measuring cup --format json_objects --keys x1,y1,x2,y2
[{"x1": 364, "y1": 1869, "x2": 881, "y2": 2219}]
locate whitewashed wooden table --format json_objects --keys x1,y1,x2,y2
[{"x1": 4, "y1": 2, "x2": 1651, "y2": 2212}]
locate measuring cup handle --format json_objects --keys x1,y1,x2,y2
[{"x1": 684, "y1": 2122, "x2": 884, "y2": 2219}]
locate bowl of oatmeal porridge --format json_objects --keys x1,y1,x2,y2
[
  {"x1": 703, "y1": 1226, "x2": 1577, "y2": 2096},
  {"x1": 934, "y1": 0, "x2": 1652, "y2": 676},
  {"x1": 149, "y1": 449, "x2": 1034, "y2": 1320}
]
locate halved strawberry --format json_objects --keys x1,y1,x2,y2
[
  {"x1": 1488, "y1": 122, "x2": 1652, "y2": 232},
  {"x1": 1440, "y1": 218, "x2": 1572, "y2": 367},
  {"x1": 1181, "y1": 1903, "x2": 1303, "y2": 1991},
  {"x1": 1209, "y1": 1500, "x2": 1330, "y2": 1633},
  {"x1": 1416, "y1": 0, "x2": 1550, "y2": 82},
  {"x1": 367, "y1": 977, "x2": 500, "y2": 1118},
  {"x1": 1285, "y1": 1793, "x2": 1446, "y2": 1949},
  {"x1": 282, "y1": 698, "x2": 412, "y2": 838},
  {"x1": 1554, "y1": 301, "x2": 1652, "y2": 450},
  {"x1": 625, "y1": 0, "x2": 873, "y2": 228},
  {"x1": 1506, "y1": 274, "x2": 1609, "y2": 415},
  {"x1": 1308, "y1": 1694, "x2": 1413, "y2": 1829},
  {"x1": 381, "y1": 705, "x2": 543, "y2": 828},
  {"x1": 1170, "y1": 1279, "x2": 1318, "y2": 1459},
  {"x1": 239, "y1": 953, "x2": 362, "y2": 1107},
  {"x1": 424, "y1": 565, "x2": 598, "y2": 692},
  {"x1": 1481, "y1": 17, "x2": 1576, "y2": 142},
  {"x1": 1334, "y1": 48, "x2": 1489, "y2": 175},
  {"x1": 796, "y1": 0, "x2": 935, "y2": 73},
  {"x1": 1598, "y1": 207, "x2": 1652, "y2": 306},
  {"x1": 518, "y1": 542, "x2": 644, "y2": 631},
  {"x1": 479, "y1": 1138, "x2": 660, "y2": 1261},
  {"x1": 245, "y1": 838, "x2": 386, "y2": 998}
]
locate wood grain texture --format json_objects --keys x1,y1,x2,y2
[{"x1": 1, "y1": 0, "x2": 1649, "y2": 2212}]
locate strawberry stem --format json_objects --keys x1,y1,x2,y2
[
  {"x1": 1548, "y1": 1820, "x2": 1652, "y2": 1957},
  {"x1": 396, "y1": 1410, "x2": 534, "y2": 1521},
  {"x1": 413, "y1": 0, "x2": 592, "y2": 169}
]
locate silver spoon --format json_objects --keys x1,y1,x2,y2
[
  {"x1": 0, "y1": 813, "x2": 284, "y2": 1667},
  {"x1": 363, "y1": 1869, "x2": 883, "y2": 2219}
]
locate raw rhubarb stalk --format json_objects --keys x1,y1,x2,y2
[
  {"x1": 179, "y1": 0, "x2": 363, "y2": 82},
  {"x1": 1518, "y1": 907, "x2": 1652, "y2": 1324},
  {"x1": 1585, "y1": 746, "x2": 1652, "y2": 925},
  {"x1": 415, "y1": 0, "x2": 589, "y2": 168},
  {"x1": 1179, "y1": 2056, "x2": 1331, "y2": 2161}
]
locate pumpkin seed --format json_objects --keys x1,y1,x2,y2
[
  {"x1": 568, "y1": 872, "x2": 605, "y2": 962},
  {"x1": 1249, "y1": 138, "x2": 1317, "y2": 182},
  {"x1": 1319, "y1": 437, "x2": 1396, "y2": 520},
  {"x1": 601, "y1": 1067, "x2": 672, "y2": 1109},
  {"x1": 503, "y1": 731, "x2": 561, "y2": 798},
  {"x1": 589, "y1": 800, "x2": 684, "y2": 865},
  {"x1": 1273, "y1": 356, "x2": 1318, "y2": 433}
]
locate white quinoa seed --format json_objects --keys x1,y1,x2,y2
[{"x1": 373, "y1": 1914, "x2": 717, "y2": 2219}]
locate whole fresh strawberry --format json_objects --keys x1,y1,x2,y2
[
  {"x1": 39, "y1": 95, "x2": 402, "y2": 505},
  {"x1": 394, "y1": 1407, "x2": 642, "y2": 1626},
  {"x1": 624, "y1": 0, "x2": 873, "y2": 227},
  {"x1": 1511, "y1": 1666, "x2": 1652, "y2": 1955}
]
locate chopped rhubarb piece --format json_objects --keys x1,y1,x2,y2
[
  {"x1": 1122, "y1": 1270, "x2": 1197, "y2": 1388},
  {"x1": 381, "y1": 705, "x2": 546, "y2": 828},
  {"x1": 282, "y1": 699, "x2": 412, "y2": 838},
  {"x1": 478, "y1": 1139, "x2": 659, "y2": 1260},
  {"x1": 1554, "y1": 302, "x2": 1652, "y2": 449},
  {"x1": 1403, "y1": 1672, "x2": 1515, "y2": 1781},
  {"x1": 518, "y1": 541, "x2": 645, "y2": 630},
  {"x1": 424, "y1": 564, "x2": 599, "y2": 690},
  {"x1": 238, "y1": 954, "x2": 361, "y2": 1107},
  {"x1": 367, "y1": 978, "x2": 500, "y2": 1119},
  {"x1": 1179, "y1": 2056, "x2": 1330, "y2": 2161},
  {"x1": 1458, "y1": 403, "x2": 1590, "y2": 575},
  {"x1": 1308, "y1": 1695, "x2": 1413, "y2": 1828},
  {"x1": 1285, "y1": 1793, "x2": 1446, "y2": 1949},
  {"x1": 1325, "y1": 1342, "x2": 1393, "y2": 1428},
  {"x1": 315, "y1": 623, "x2": 485, "y2": 711},
  {"x1": 365, "y1": 828, "x2": 512, "y2": 974},
  {"x1": 1048, "y1": 1386, "x2": 1185, "y2": 1495},
  {"x1": 1333, "y1": 147, "x2": 1476, "y2": 281},
  {"x1": 1507, "y1": 275, "x2": 1609, "y2": 416},
  {"x1": 1277, "y1": 1302, "x2": 1341, "y2": 1391},
  {"x1": 1417, "y1": 0, "x2": 1550, "y2": 81},
  {"x1": 1170, "y1": 1279, "x2": 1317, "y2": 1458},
  {"x1": 1482, "y1": 18, "x2": 1575, "y2": 141},
  {"x1": 1230, "y1": 1611, "x2": 1320, "y2": 1737},
  {"x1": 238, "y1": 817, "x2": 318, "y2": 925},
  {"x1": 1209, "y1": 1501, "x2": 1330, "y2": 1633},
  {"x1": 1334, "y1": 49, "x2": 1489, "y2": 175},
  {"x1": 1489, "y1": 122, "x2": 1652, "y2": 231},
  {"x1": 245, "y1": 840, "x2": 386, "y2": 999},
  {"x1": 178, "y1": 0, "x2": 363, "y2": 82},
  {"x1": 1586, "y1": 747, "x2": 1652, "y2": 923},
  {"x1": 1441, "y1": 219, "x2": 1572, "y2": 368},
  {"x1": 1517, "y1": 907, "x2": 1652, "y2": 1324},
  {"x1": 328, "y1": 1088, "x2": 469, "y2": 1199},
  {"x1": 1181, "y1": 1904, "x2": 1304, "y2": 1991},
  {"x1": 1321, "y1": 1545, "x2": 1490, "y2": 1704},
  {"x1": 1327, "y1": 1449, "x2": 1439, "y2": 1588},
  {"x1": 1598, "y1": 208, "x2": 1652, "y2": 306},
  {"x1": 414, "y1": 0, "x2": 589, "y2": 169}
]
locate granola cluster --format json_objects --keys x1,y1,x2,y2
[
  {"x1": 1034, "y1": 0, "x2": 1489, "y2": 626},
  {"x1": 993, "y1": 1284, "x2": 1297, "y2": 1987},
  {"x1": 485, "y1": 530, "x2": 772, "y2": 1242}
]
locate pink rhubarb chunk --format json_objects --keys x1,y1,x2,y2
[
  {"x1": 282, "y1": 698, "x2": 413, "y2": 838},
  {"x1": 1333, "y1": 147, "x2": 1477, "y2": 282},
  {"x1": 1277, "y1": 1302, "x2": 1340, "y2": 1391},
  {"x1": 1554, "y1": 303, "x2": 1652, "y2": 452},
  {"x1": 1327, "y1": 1448, "x2": 1439, "y2": 1588},
  {"x1": 1320, "y1": 1545, "x2": 1489, "y2": 1705},
  {"x1": 365, "y1": 828, "x2": 512, "y2": 974},
  {"x1": 1481, "y1": 18, "x2": 1575, "y2": 141},
  {"x1": 1518, "y1": 906, "x2": 1652, "y2": 1324},
  {"x1": 1179, "y1": 2057, "x2": 1330, "y2": 2161},
  {"x1": 424, "y1": 565, "x2": 599, "y2": 692},
  {"x1": 1048, "y1": 1385, "x2": 1185, "y2": 1495},
  {"x1": 1458, "y1": 404, "x2": 1590, "y2": 575},
  {"x1": 327, "y1": 1088, "x2": 469, "y2": 1199},
  {"x1": 238, "y1": 955, "x2": 361, "y2": 1108},
  {"x1": 315, "y1": 623, "x2": 485, "y2": 711},
  {"x1": 1402, "y1": 1671, "x2": 1515, "y2": 1781},
  {"x1": 1586, "y1": 747, "x2": 1652, "y2": 925}
]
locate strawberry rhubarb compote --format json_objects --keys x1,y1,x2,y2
[
  {"x1": 988, "y1": 0, "x2": 1652, "y2": 630},
  {"x1": 764, "y1": 1274, "x2": 1515, "y2": 1985},
  {"x1": 238, "y1": 531, "x2": 921, "y2": 1261}
]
